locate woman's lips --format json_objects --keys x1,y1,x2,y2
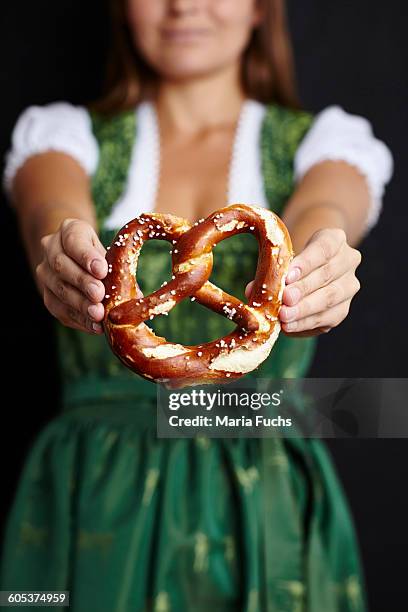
[{"x1": 161, "y1": 28, "x2": 210, "y2": 43}]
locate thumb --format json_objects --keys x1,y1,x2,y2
[
  {"x1": 245, "y1": 280, "x2": 254, "y2": 300},
  {"x1": 61, "y1": 219, "x2": 108, "y2": 279},
  {"x1": 91, "y1": 227, "x2": 107, "y2": 258}
]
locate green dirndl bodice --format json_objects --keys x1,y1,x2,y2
[{"x1": 1, "y1": 105, "x2": 367, "y2": 612}]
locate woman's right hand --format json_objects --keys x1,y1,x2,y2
[{"x1": 36, "y1": 218, "x2": 108, "y2": 334}]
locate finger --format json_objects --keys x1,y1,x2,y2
[
  {"x1": 280, "y1": 300, "x2": 351, "y2": 334},
  {"x1": 60, "y1": 219, "x2": 108, "y2": 279},
  {"x1": 279, "y1": 272, "x2": 360, "y2": 323},
  {"x1": 282, "y1": 246, "x2": 361, "y2": 307},
  {"x1": 43, "y1": 286, "x2": 103, "y2": 334},
  {"x1": 245, "y1": 280, "x2": 254, "y2": 299},
  {"x1": 44, "y1": 235, "x2": 105, "y2": 303},
  {"x1": 286, "y1": 228, "x2": 346, "y2": 283},
  {"x1": 40, "y1": 233, "x2": 52, "y2": 253},
  {"x1": 38, "y1": 261, "x2": 105, "y2": 322},
  {"x1": 91, "y1": 230, "x2": 107, "y2": 258},
  {"x1": 86, "y1": 302, "x2": 105, "y2": 322}
]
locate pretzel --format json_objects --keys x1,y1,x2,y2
[{"x1": 102, "y1": 204, "x2": 293, "y2": 389}]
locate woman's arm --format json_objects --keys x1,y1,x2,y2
[
  {"x1": 245, "y1": 160, "x2": 368, "y2": 337},
  {"x1": 12, "y1": 152, "x2": 107, "y2": 334},
  {"x1": 282, "y1": 159, "x2": 371, "y2": 251},
  {"x1": 278, "y1": 160, "x2": 367, "y2": 337}
]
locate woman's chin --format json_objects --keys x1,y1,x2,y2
[{"x1": 157, "y1": 60, "x2": 226, "y2": 83}]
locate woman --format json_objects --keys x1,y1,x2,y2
[{"x1": 1, "y1": 0, "x2": 392, "y2": 610}]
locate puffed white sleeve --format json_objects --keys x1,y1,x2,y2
[
  {"x1": 3, "y1": 101, "x2": 99, "y2": 196},
  {"x1": 294, "y1": 105, "x2": 394, "y2": 233}
]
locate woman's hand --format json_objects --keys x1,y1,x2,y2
[
  {"x1": 36, "y1": 218, "x2": 107, "y2": 334},
  {"x1": 246, "y1": 228, "x2": 362, "y2": 337}
]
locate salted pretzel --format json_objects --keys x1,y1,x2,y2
[{"x1": 102, "y1": 204, "x2": 293, "y2": 389}]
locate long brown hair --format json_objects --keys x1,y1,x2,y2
[{"x1": 93, "y1": 0, "x2": 300, "y2": 114}]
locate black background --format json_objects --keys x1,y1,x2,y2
[{"x1": 0, "y1": 1, "x2": 406, "y2": 610}]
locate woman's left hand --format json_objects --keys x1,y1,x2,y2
[{"x1": 246, "y1": 228, "x2": 362, "y2": 337}]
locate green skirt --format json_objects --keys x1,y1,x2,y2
[{"x1": 1, "y1": 379, "x2": 367, "y2": 612}]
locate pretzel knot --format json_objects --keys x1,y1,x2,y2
[{"x1": 103, "y1": 204, "x2": 293, "y2": 389}]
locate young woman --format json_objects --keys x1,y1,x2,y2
[{"x1": 1, "y1": 0, "x2": 392, "y2": 610}]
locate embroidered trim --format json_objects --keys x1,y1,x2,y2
[{"x1": 102, "y1": 99, "x2": 270, "y2": 230}]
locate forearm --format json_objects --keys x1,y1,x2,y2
[
  {"x1": 282, "y1": 203, "x2": 348, "y2": 254},
  {"x1": 12, "y1": 152, "x2": 97, "y2": 274},
  {"x1": 282, "y1": 160, "x2": 371, "y2": 253}
]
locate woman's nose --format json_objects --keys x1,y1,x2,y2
[{"x1": 168, "y1": 0, "x2": 200, "y2": 16}]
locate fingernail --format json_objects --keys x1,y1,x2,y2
[
  {"x1": 87, "y1": 282, "x2": 101, "y2": 301},
  {"x1": 92, "y1": 322, "x2": 102, "y2": 333},
  {"x1": 287, "y1": 267, "x2": 301, "y2": 283},
  {"x1": 91, "y1": 259, "x2": 105, "y2": 277},
  {"x1": 284, "y1": 321, "x2": 298, "y2": 331},
  {"x1": 286, "y1": 286, "x2": 301, "y2": 304},
  {"x1": 88, "y1": 304, "x2": 100, "y2": 320},
  {"x1": 283, "y1": 306, "x2": 298, "y2": 321}
]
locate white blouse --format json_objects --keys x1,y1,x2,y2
[{"x1": 3, "y1": 99, "x2": 393, "y2": 234}]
